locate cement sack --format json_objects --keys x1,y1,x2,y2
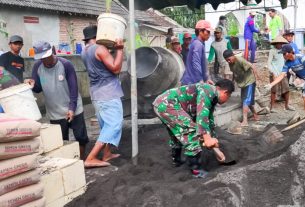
[
  {"x1": 0, "y1": 154, "x2": 38, "y2": 181},
  {"x1": 20, "y1": 197, "x2": 46, "y2": 207},
  {"x1": 0, "y1": 182, "x2": 43, "y2": 207},
  {"x1": 0, "y1": 138, "x2": 40, "y2": 160},
  {"x1": 0, "y1": 170, "x2": 40, "y2": 196},
  {"x1": 0, "y1": 115, "x2": 41, "y2": 142}
]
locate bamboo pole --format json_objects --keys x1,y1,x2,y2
[{"x1": 129, "y1": 0, "x2": 138, "y2": 160}]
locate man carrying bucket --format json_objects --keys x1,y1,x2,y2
[
  {"x1": 81, "y1": 25, "x2": 124, "y2": 168},
  {"x1": 24, "y1": 41, "x2": 89, "y2": 160}
]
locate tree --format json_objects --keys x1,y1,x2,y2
[{"x1": 160, "y1": 6, "x2": 205, "y2": 28}]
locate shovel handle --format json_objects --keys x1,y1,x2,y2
[{"x1": 202, "y1": 144, "x2": 226, "y2": 162}]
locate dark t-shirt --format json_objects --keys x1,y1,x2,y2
[{"x1": 0, "y1": 52, "x2": 24, "y2": 82}]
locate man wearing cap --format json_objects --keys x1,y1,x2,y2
[
  {"x1": 266, "y1": 44, "x2": 305, "y2": 110},
  {"x1": 24, "y1": 41, "x2": 89, "y2": 160},
  {"x1": 0, "y1": 35, "x2": 24, "y2": 83},
  {"x1": 181, "y1": 33, "x2": 192, "y2": 64},
  {"x1": 216, "y1": 16, "x2": 228, "y2": 38},
  {"x1": 81, "y1": 25, "x2": 124, "y2": 168},
  {"x1": 170, "y1": 36, "x2": 182, "y2": 57},
  {"x1": 244, "y1": 11, "x2": 260, "y2": 63},
  {"x1": 267, "y1": 36, "x2": 294, "y2": 112},
  {"x1": 268, "y1": 9, "x2": 283, "y2": 40},
  {"x1": 208, "y1": 27, "x2": 233, "y2": 80},
  {"x1": 283, "y1": 30, "x2": 300, "y2": 55},
  {"x1": 181, "y1": 20, "x2": 214, "y2": 85},
  {"x1": 165, "y1": 28, "x2": 174, "y2": 49},
  {"x1": 223, "y1": 49, "x2": 260, "y2": 126}
]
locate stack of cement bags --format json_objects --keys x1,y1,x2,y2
[{"x1": 0, "y1": 114, "x2": 45, "y2": 207}]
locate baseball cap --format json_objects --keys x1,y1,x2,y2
[
  {"x1": 9, "y1": 35, "x2": 23, "y2": 43},
  {"x1": 183, "y1": 33, "x2": 192, "y2": 39},
  {"x1": 249, "y1": 11, "x2": 257, "y2": 16},
  {"x1": 33, "y1": 41, "x2": 53, "y2": 60},
  {"x1": 195, "y1": 20, "x2": 213, "y2": 31},
  {"x1": 214, "y1": 27, "x2": 223, "y2": 33},
  {"x1": 223, "y1": 49, "x2": 235, "y2": 59},
  {"x1": 283, "y1": 29, "x2": 295, "y2": 36},
  {"x1": 280, "y1": 44, "x2": 294, "y2": 54},
  {"x1": 171, "y1": 36, "x2": 180, "y2": 44}
]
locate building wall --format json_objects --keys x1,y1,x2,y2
[
  {"x1": 0, "y1": 7, "x2": 59, "y2": 55},
  {"x1": 59, "y1": 15, "x2": 97, "y2": 52}
]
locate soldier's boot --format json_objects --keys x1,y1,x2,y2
[{"x1": 171, "y1": 147, "x2": 183, "y2": 167}]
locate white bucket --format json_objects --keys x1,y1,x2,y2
[
  {"x1": 0, "y1": 84, "x2": 42, "y2": 120},
  {"x1": 96, "y1": 13, "x2": 127, "y2": 47}
]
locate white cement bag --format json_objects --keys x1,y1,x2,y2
[
  {"x1": 0, "y1": 182, "x2": 43, "y2": 207},
  {"x1": 20, "y1": 197, "x2": 46, "y2": 207},
  {"x1": 0, "y1": 114, "x2": 41, "y2": 143},
  {"x1": 0, "y1": 154, "x2": 38, "y2": 181},
  {"x1": 0, "y1": 170, "x2": 41, "y2": 196},
  {"x1": 0, "y1": 138, "x2": 40, "y2": 160}
]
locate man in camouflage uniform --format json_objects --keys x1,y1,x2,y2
[{"x1": 153, "y1": 79, "x2": 235, "y2": 171}]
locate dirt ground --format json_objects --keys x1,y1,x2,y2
[{"x1": 67, "y1": 53, "x2": 305, "y2": 207}]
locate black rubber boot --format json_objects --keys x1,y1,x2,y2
[
  {"x1": 187, "y1": 153, "x2": 201, "y2": 171},
  {"x1": 171, "y1": 147, "x2": 183, "y2": 167}
]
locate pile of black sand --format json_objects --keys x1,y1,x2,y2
[{"x1": 67, "y1": 124, "x2": 305, "y2": 207}]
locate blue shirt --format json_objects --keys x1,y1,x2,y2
[
  {"x1": 282, "y1": 54, "x2": 305, "y2": 79},
  {"x1": 181, "y1": 38, "x2": 208, "y2": 85},
  {"x1": 290, "y1": 42, "x2": 300, "y2": 54},
  {"x1": 244, "y1": 16, "x2": 260, "y2": 40}
]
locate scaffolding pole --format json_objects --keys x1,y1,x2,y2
[{"x1": 128, "y1": 0, "x2": 138, "y2": 161}]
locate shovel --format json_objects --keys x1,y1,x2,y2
[{"x1": 202, "y1": 143, "x2": 236, "y2": 165}]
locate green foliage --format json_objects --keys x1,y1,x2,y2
[
  {"x1": 226, "y1": 13, "x2": 239, "y2": 36},
  {"x1": 160, "y1": 6, "x2": 205, "y2": 28},
  {"x1": 105, "y1": 0, "x2": 112, "y2": 13}
]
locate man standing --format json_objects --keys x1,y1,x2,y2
[
  {"x1": 224, "y1": 49, "x2": 259, "y2": 127},
  {"x1": 25, "y1": 41, "x2": 89, "y2": 160},
  {"x1": 283, "y1": 30, "x2": 300, "y2": 54},
  {"x1": 153, "y1": 79, "x2": 234, "y2": 176},
  {"x1": 266, "y1": 44, "x2": 305, "y2": 110},
  {"x1": 170, "y1": 36, "x2": 182, "y2": 58},
  {"x1": 165, "y1": 28, "x2": 174, "y2": 49},
  {"x1": 181, "y1": 20, "x2": 214, "y2": 85},
  {"x1": 208, "y1": 27, "x2": 233, "y2": 80},
  {"x1": 0, "y1": 35, "x2": 24, "y2": 83},
  {"x1": 244, "y1": 11, "x2": 260, "y2": 63},
  {"x1": 216, "y1": 16, "x2": 228, "y2": 38},
  {"x1": 181, "y1": 33, "x2": 192, "y2": 64},
  {"x1": 267, "y1": 36, "x2": 294, "y2": 112},
  {"x1": 268, "y1": 9, "x2": 283, "y2": 40},
  {"x1": 81, "y1": 25, "x2": 124, "y2": 167}
]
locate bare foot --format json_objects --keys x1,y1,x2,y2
[
  {"x1": 240, "y1": 121, "x2": 249, "y2": 127},
  {"x1": 103, "y1": 153, "x2": 120, "y2": 162},
  {"x1": 252, "y1": 114, "x2": 260, "y2": 121},
  {"x1": 84, "y1": 159, "x2": 111, "y2": 168}
]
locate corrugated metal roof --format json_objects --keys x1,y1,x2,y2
[
  {"x1": 135, "y1": 10, "x2": 180, "y2": 28},
  {"x1": 0, "y1": 0, "x2": 128, "y2": 16}
]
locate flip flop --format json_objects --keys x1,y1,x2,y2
[{"x1": 192, "y1": 169, "x2": 209, "y2": 178}]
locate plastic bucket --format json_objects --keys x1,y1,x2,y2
[
  {"x1": 0, "y1": 84, "x2": 42, "y2": 120},
  {"x1": 96, "y1": 13, "x2": 127, "y2": 47}
]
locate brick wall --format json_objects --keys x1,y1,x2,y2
[{"x1": 59, "y1": 15, "x2": 97, "y2": 52}]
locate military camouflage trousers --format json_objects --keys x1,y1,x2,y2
[{"x1": 153, "y1": 105, "x2": 202, "y2": 156}]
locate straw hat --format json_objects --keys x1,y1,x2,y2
[{"x1": 271, "y1": 36, "x2": 288, "y2": 45}]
